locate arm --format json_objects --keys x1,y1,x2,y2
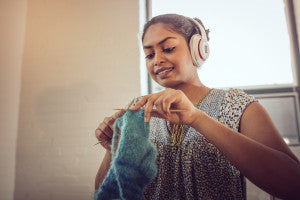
[
  {"x1": 190, "y1": 102, "x2": 300, "y2": 199},
  {"x1": 95, "y1": 150, "x2": 112, "y2": 190},
  {"x1": 94, "y1": 110, "x2": 124, "y2": 190}
]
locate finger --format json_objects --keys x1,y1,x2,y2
[
  {"x1": 150, "y1": 110, "x2": 166, "y2": 119},
  {"x1": 111, "y1": 109, "x2": 125, "y2": 127},
  {"x1": 95, "y1": 128, "x2": 102, "y2": 140},
  {"x1": 105, "y1": 110, "x2": 124, "y2": 124},
  {"x1": 99, "y1": 133, "x2": 111, "y2": 149},
  {"x1": 104, "y1": 110, "x2": 124, "y2": 130},
  {"x1": 100, "y1": 139, "x2": 111, "y2": 151},
  {"x1": 162, "y1": 96, "x2": 173, "y2": 116},
  {"x1": 144, "y1": 97, "x2": 155, "y2": 123},
  {"x1": 97, "y1": 122, "x2": 113, "y2": 139},
  {"x1": 103, "y1": 116, "x2": 113, "y2": 126},
  {"x1": 98, "y1": 131, "x2": 111, "y2": 143},
  {"x1": 102, "y1": 121, "x2": 114, "y2": 135},
  {"x1": 96, "y1": 110, "x2": 124, "y2": 140},
  {"x1": 131, "y1": 95, "x2": 149, "y2": 111},
  {"x1": 95, "y1": 130, "x2": 112, "y2": 151},
  {"x1": 155, "y1": 95, "x2": 168, "y2": 118},
  {"x1": 95, "y1": 128, "x2": 111, "y2": 143}
]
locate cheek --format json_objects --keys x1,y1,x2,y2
[
  {"x1": 145, "y1": 60, "x2": 152, "y2": 71},
  {"x1": 171, "y1": 47, "x2": 192, "y2": 65},
  {"x1": 179, "y1": 52, "x2": 194, "y2": 68},
  {"x1": 172, "y1": 53, "x2": 190, "y2": 68},
  {"x1": 146, "y1": 61, "x2": 155, "y2": 77}
]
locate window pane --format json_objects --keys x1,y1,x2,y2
[
  {"x1": 151, "y1": 0, "x2": 294, "y2": 88},
  {"x1": 256, "y1": 94, "x2": 300, "y2": 145}
]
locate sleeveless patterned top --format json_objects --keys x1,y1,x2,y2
[{"x1": 136, "y1": 89, "x2": 256, "y2": 200}]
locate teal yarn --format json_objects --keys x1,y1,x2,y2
[{"x1": 94, "y1": 109, "x2": 157, "y2": 200}]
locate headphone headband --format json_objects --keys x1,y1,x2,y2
[{"x1": 189, "y1": 18, "x2": 208, "y2": 41}]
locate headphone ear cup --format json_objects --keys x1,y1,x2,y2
[
  {"x1": 189, "y1": 18, "x2": 210, "y2": 67},
  {"x1": 189, "y1": 34, "x2": 204, "y2": 67},
  {"x1": 199, "y1": 39, "x2": 210, "y2": 60}
]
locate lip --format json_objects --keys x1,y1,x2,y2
[
  {"x1": 155, "y1": 66, "x2": 175, "y2": 79},
  {"x1": 155, "y1": 66, "x2": 175, "y2": 75}
]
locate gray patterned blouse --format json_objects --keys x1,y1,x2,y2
[{"x1": 139, "y1": 89, "x2": 256, "y2": 200}]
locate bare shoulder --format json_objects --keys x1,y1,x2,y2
[{"x1": 240, "y1": 101, "x2": 299, "y2": 162}]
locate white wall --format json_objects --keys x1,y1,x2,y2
[
  {"x1": 13, "y1": 0, "x2": 140, "y2": 199},
  {"x1": 0, "y1": 1, "x2": 27, "y2": 200}
]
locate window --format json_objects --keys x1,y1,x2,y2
[{"x1": 150, "y1": 0, "x2": 295, "y2": 89}]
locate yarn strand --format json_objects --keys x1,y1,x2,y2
[{"x1": 171, "y1": 89, "x2": 214, "y2": 146}]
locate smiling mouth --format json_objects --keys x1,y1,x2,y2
[{"x1": 155, "y1": 67, "x2": 175, "y2": 75}]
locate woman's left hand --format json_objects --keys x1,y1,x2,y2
[{"x1": 131, "y1": 88, "x2": 199, "y2": 125}]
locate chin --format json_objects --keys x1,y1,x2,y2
[{"x1": 156, "y1": 79, "x2": 182, "y2": 89}]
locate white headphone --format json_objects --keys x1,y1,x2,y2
[{"x1": 189, "y1": 18, "x2": 210, "y2": 67}]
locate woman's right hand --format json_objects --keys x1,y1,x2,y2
[{"x1": 95, "y1": 109, "x2": 125, "y2": 151}]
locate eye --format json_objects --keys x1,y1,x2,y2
[
  {"x1": 163, "y1": 46, "x2": 176, "y2": 53},
  {"x1": 145, "y1": 53, "x2": 155, "y2": 59}
]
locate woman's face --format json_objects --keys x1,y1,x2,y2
[{"x1": 142, "y1": 23, "x2": 197, "y2": 88}]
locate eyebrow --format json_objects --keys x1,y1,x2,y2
[{"x1": 143, "y1": 37, "x2": 177, "y2": 49}]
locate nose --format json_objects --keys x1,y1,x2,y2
[{"x1": 153, "y1": 51, "x2": 165, "y2": 66}]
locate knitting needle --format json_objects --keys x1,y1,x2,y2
[
  {"x1": 125, "y1": 97, "x2": 136, "y2": 111},
  {"x1": 112, "y1": 108, "x2": 187, "y2": 112},
  {"x1": 94, "y1": 140, "x2": 111, "y2": 146},
  {"x1": 94, "y1": 141, "x2": 100, "y2": 146},
  {"x1": 94, "y1": 108, "x2": 186, "y2": 146},
  {"x1": 94, "y1": 98, "x2": 136, "y2": 147},
  {"x1": 94, "y1": 98, "x2": 137, "y2": 147}
]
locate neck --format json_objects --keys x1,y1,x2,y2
[{"x1": 172, "y1": 80, "x2": 210, "y2": 105}]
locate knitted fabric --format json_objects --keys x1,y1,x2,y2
[{"x1": 94, "y1": 110, "x2": 157, "y2": 200}]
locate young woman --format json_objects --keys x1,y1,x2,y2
[{"x1": 95, "y1": 14, "x2": 300, "y2": 199}]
